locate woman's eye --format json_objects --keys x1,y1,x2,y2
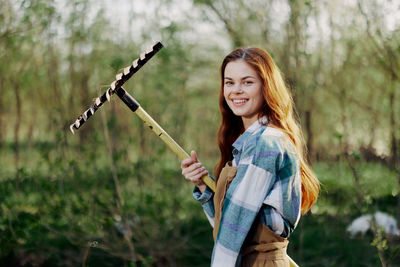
[
  {"x1": 225, "y1": 81, "x2": 233, "y2": 86},
  {"x1": 244, "y1": 81, "x2": 253, "y2": 85}
]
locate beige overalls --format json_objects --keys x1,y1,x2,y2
[{"x1": 213, "y1": 162, "x2": 289, "y2": 267}]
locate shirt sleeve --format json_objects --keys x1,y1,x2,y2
[
  {"x1": 193, "y1": 175, "x2": 216, "y2": 228},
  {"x1": 261, "y1": 141, "x2": 302, "y2": 238}
]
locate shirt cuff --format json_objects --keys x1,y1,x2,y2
[{"x1": 193, "y1": 185, "x2": 214, "y2": 204}]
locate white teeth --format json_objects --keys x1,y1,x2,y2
[{"x1": 233, "y1": 99, "x2": 248, "y2": 104}]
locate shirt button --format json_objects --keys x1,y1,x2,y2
[{"x1": 233, "y1": 149, "x2": 239, "y2": 156}]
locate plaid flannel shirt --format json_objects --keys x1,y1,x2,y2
[{"x1": 193, "y1": 118, "x2": 301, "y2": 267}]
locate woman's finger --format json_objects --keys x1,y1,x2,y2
[
  {"x1": 191, "y1": 150, "x2": 199, "y2": 163},
  {"x1": 181, "y1": 158, "x2": 195, "y2": 168},
  {"x1": 183, "y1": 166, "x2": 205, "y2": 179},
  {"x1": 190, "y1": 170, "x2": 209, "y2": 184},
  {"x1": 185, "y1": 167, "x2": 207, "y2": 180},
  {"x1": 182, "y1": 162, "x2": 203, "y2": 176}
]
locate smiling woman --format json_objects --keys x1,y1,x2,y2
[{"x1": 181, "y1": 47, "x2": 320, "y2": 267}]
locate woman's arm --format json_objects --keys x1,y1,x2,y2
[
  {"x1": 181, "y1": 150, "x2": 216, "y2": 227},
  {"x1": 257, "y1": 131, "x2": 301, "y2": 238},
  {"x1": 260, "y1": 151, "x2": 301, "y2": 237},
  {"x1": 193, "y1": 180, "x2": 216, "y2": 227}
]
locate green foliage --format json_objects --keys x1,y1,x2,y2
[
  {"x1": 0, "y1": 141, "x2": 214, "y2": 266},
  {"x1": 288, "y1": 161, "x2": 400, "y2": 266},
  {"x1": 2, "y1": 139, "x2": 400, "y2": 266}
]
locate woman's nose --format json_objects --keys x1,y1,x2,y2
[{"x1": 232, "y1": 84, "x2": 243, "y2": 93}]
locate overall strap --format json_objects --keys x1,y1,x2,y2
[{"x1": 213, "y1": 161, "x2": 237, "y2": 240}]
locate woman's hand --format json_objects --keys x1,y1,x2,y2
[{"x1": 181, "y1": 150, "x2": 209, "y2": 193}]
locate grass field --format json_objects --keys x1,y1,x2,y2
[{"x1": 1, "y1": 142, "x2": 399, "y2": 266}]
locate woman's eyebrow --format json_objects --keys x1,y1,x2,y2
[
  {"x1": 224, "y1": 76, "x2": 255, "y2": 80},
  {"x1": 241, "y1": 75, "x2": 255, "y2": 80}
]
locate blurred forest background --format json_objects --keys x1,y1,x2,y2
[{"x1": 1, "y1": 0, "x2": 400, "y2": 266}]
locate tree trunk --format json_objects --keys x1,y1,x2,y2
[
  {"x1": 391, "y1": 79, "x2": 400, "y2": 224},
  {"x1": 12, "y1": 81, "x2": 21, "y2": 191},
  {"x1": 389, "y1": 76, "x2": 397, "y2": 169},
  {"x1": 68, "y1": 40, "x2": 76, "y2": 118},
  {"x1": 0, "y1": 71, "x2": 4, "y2": 149},
  {"x1": 287, "y1": 0, "x2": 303, "y2": 104}
]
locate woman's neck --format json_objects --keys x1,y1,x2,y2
[
  {"x1": 242, "y1": 116, "x2": 258, "y2": 130},
  {"x1": 242, "y1": 115, "x2": 269, "y2": 130}
]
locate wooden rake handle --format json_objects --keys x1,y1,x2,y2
[{"x1": 115, "y1": 87, "x2": 216, "y2": 192}]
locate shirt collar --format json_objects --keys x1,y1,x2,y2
[{"x1": 232, "y1": 116, "x2": 268, "y2": 152}]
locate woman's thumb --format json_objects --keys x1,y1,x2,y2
[{"x1": 191, "y1": 150, "x2": 199, "y2": 163}]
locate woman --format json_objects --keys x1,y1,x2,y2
[{"x1": 181, "y1": 47, "x2": 320, "y2": 267}]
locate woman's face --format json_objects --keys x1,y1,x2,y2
[{"x1": 223, "y1": 60, "x2": 265, "y2": 129}]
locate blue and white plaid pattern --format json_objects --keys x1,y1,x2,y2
[{"x1": 193, "y1": 118, "x2": 301, "y2": 267}]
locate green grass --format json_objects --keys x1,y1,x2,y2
[
  {"x1": 1, "y1": 142, "x2": 399, "y2": 266},
  {"x1": 314, "y1": 161, "x2": 398, "y2": 198}
]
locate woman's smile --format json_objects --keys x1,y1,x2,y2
[{"x1": 231, "y1": 98, "x2": 249, "y2": 106}]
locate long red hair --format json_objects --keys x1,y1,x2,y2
[{"x1": 215, "y1": 47, "x2": 319, "y2": 214}]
